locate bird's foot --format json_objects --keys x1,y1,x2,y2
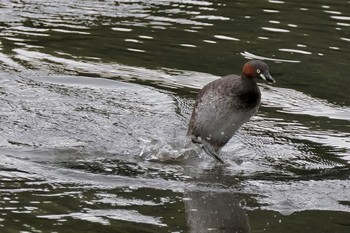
[{"x1": 201, "y1": 142, "x2": 225, "y2": 164}]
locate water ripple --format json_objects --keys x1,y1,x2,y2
[
  {"x1": 261, "y1": 27, "x2": 290, "y2": 33},
  {"x1": 0, "y1": 0, "x2": 350, "y2": 231},
  {"x1": 279, "y1": 48, "x2": 312, "y2": 55},
  {"x1": 240, "y1": 51, "x2": 301, "y2": 63},
  {"x1": 214, "y1": 35, "x2": 240, "y2": 41}
]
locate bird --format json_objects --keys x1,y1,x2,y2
[{"x1": 187, "y1": 60, "x2": 275, "y2": 163}]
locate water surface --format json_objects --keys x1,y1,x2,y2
[{"x1": 0, "y1": 0, "x2": 349, "y2": 232}]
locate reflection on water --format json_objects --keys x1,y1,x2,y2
[
  {"x1": 184, "y1": 191, "x2": 250, "y2": 233},
  {"x1": 0, "y1": 0, "x2": 350, "y2": 232}
]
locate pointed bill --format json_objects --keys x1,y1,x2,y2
[{"x1": 260, "y1": 73, "x2": 275, "y2": 83}]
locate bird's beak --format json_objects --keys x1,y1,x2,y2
[{"x1": 259, "y1": 71, "x2": 275, "y2": 83}]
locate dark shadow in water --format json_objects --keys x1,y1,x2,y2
[{"x1": 184, "y1": 190, "x2": 250, "y2": 233}]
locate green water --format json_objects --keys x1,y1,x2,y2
[{"x1": 0, "y1": 0, "x2": 349, "y2": 232}]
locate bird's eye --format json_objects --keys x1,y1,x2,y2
[{"x1": 257, "y1": 69, "x2": 261, "y2": 73}]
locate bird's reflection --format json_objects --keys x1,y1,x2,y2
[{"x1": 184, "y1": 191, "x2": 250, "y2": 233}]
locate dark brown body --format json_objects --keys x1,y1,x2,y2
[
  {"x1": 187, "y1": 60, "x2": 274, "y2": 163},
  {"x1": 187, "y1": 74, "x2": 261, "y2": 153}
]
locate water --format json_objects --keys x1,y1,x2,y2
[{"x1": 0, "y1": 0, "x2": 349, "y2": 232}]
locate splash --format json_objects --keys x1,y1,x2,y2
[{"x1": 139, "y1": 137, "x2": 200, "y2": 162}]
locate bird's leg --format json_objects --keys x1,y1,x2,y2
[{"x1": 201, "y1": 141, "x2": 224, "y2": 164}]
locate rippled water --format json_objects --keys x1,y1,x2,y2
[{"x1": 0, "y1": 0, "x2": 349, "y2": 232}]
